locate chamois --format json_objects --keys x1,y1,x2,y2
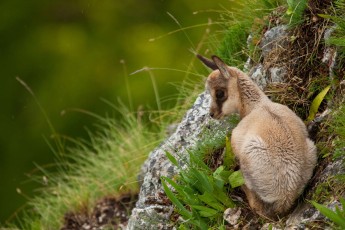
[{"x1": 197, "y1": 55, "x2": 317, "y2": 219}]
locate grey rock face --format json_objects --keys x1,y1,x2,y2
[
  {"x1": 127, "y1": 92, "x2": 232, "y2": 229},
  {"x1": 247, "y1": 25, "x2": 288, "y2": 89},
  {"x1": 260, "y1": 25, "x2": 288, "y2": 58}
]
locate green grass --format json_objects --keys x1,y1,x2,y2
[
  {"x1": 211, "y1": 0, "x2": 285, "y2": 67},
  {"x1": 9, "y1": 106, "x2": 166, "y2": 229},
  {"x1": 310, "y1": 100, "x2": 345, "y2": 227}
]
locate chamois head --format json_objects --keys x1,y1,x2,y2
[{"x1": 197, "y1": 54, "x2": 241, "y2": 119}]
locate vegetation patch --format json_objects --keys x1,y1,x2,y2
[
  {"x1": 8, "y1": 106, "x2": 167, "y2": 229},
  {"x1": 162, "y1": 128, "x2": 249, "y2": 229}
]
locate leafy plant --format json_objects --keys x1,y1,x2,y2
[
  {"x1": 311, "y1": 198, "x2": 345, "y2": 229},
  {"x1": 162, "y1": 133, "x2": 244, "y2": 229},
  {"x1": 286, "y1": 0, "x2": 308, "y2": 26}
]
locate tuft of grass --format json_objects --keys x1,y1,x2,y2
[
  {"x1": 216, "y1": 22, "x2": 250, "y2": 68},
  {"x1": 205, "y1": 0, "x2": 285, "y2": 68},
  {"x1": 8, "y1": 105, "x2": 167, "y2": 229}
]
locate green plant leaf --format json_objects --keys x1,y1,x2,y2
[
  {"x1": 307, "y1": 85, "x2": 331, "y2": 122},
  {"x1": 286, "y1": 7, "x2": 293, "y2": 15},
  {"x1": 191, "y1": 205, "x2": 218, "y2": 217},
  {"x1": 213, "y1": 186, "x2": 235, "y2": 208},
  {"x1": 213, "y1": 166, "x2": 233, "y2": 189},
  {"x1": 311, "y1": 201, "x2": 345, "y2": 228},
  {"x1": 165, "y1": 151, "x2": 179, "y2": 167},
  {"x1": 229, "y1": 170, "x2": 245, "y2": 188},
  {"x1": 189, "y1": 168, "x2": 214, "y2": 193},
  {"x1": 318, "y1": 13, "x2": 332, "y2": 19},
  {"x1": 198, "y1": 192, "x2": 225, "y2": 211},
  {"x1": 188, "y1": 150, "x2": 209, "y2": 171},
  {"x1": 162, "y1": 176, "x2": 199, "y2": 205},
  {"x1": 224, "y1": 136, "x2": 236, "y2": 168},
  {"x1": 161, "y1": 178, "x2": 193, "y2": 219}
]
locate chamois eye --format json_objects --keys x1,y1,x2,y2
[{"x1": 215, "y1": 90, "x2": 225, "y2": 100}]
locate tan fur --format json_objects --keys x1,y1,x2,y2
[{"x1": 203, "y1": 56, "x2": 317, "y2": 219}]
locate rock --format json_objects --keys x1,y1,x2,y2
[
  {"x1": 285, "y1": 156, "x2": 345, "y2": 229},
  {"x1": 286, "y1": 200, "x2": 343, "y2": 230},
  {"x1": 250, "y1": 63, "x2": 267, "y2": 89},
  {"x1": 261, "y1": 223, "x2": 282, "y2": 230},
  {"x1": 224, "y1": 207, "x2": 242, "y2": 226},
  {"x1": 127, "y1": 92, "x2": 233, "y2": 229},
  {"x1": 268, "y1": 66, "x2": 286, "y2": 84},
  {"x1": 246, "y1": 25, "x2": 289, "y2": 89},
  {"x1": 260, "y1": 25, "x2": 288, "y2": 58}
]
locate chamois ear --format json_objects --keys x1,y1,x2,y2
[
  {"x1": 212, "y1": 55, "x2": 231, "y2": 79},
  {"x1": 196, "y1": 54, "x2": 218, "y2": 70}
]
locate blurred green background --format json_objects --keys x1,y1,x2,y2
[{"x1": 0, "y1": 0, "x2": 233, "y2": 223}]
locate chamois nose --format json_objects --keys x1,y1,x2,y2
[{"x1": 210, "y1": 112, "x2": 214, "y2": 118}]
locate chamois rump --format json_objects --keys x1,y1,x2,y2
[{"x1": 198, "y1": 55, "x2": 317, "y2": 219}]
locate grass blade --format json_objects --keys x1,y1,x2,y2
[
  {"x1": 191, "y1": 205, "x2": 218, "y2": 217},
  {"x1": 311, "y1": 201, "x2": 345, "y2": 228},
  {"x1": 198, "y1": 192, "x2": 225, "y2": 211},
  {"x1": 307, "y1": 85, "x2": 330, "y2": 122},
  {"x1": 165, "y1": 151, "x2": 179, "y2": 167},
  {"x1": 161, "y1": 178, "x2": 193, "y2": 219}
]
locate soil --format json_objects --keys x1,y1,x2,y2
[{"x1": 61, "y1": 193, "x2": 138, "y2": 230}]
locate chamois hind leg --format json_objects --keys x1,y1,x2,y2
[{"x1": 241, "y1": 185, "x2": 275, "y2": 220}]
